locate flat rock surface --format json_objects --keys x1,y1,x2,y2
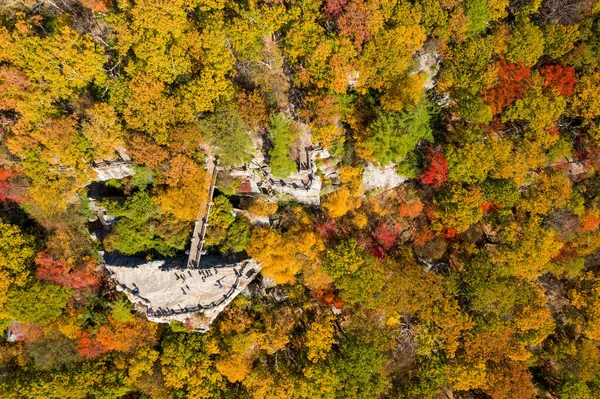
[
  {"x1": 362, "y1": 163, "x2": 408, "y2": 192},
  {"x1": 104, "y1": 255, "x2": 260, "y2": 330}
]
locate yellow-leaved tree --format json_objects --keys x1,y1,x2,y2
[
  {"x1": 155, "y1": 155, "x2": 208, "y2": 222},
  {"x1": 305, "y1": 312, "x2": 336, "y2": 362},
  {"x1": 246, "y1": 218, "x2": 324, "y2": 284},
  {"x1": 0, "y1": 221, "x2": 35, "y2": 313}
]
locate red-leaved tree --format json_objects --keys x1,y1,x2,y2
[
  {"x1": 481, "y1": 200, "x2": 500, "y2": 214},
  {"x1": 399, "y1": 199, "x2": 424, "y2": 218},
  {"x1": 413, "y1": 225, "x2": 435, "y2": 246},
  {"x1": 323, "y1": 0, "x2": 349, "y2": 17},
  {"x1": 8, "y1": 321, "x2": 43, "y2": 343},
  {"x1": 35, "y1": 252, "x2": 101, "y2": 290},
  {"x1": 0, "y1": 166, "x2": 26, "y2": 203},
  {"x1": 420, "y1": 149, "x2": 448, "y2": 189},
  {"x1": 313, "y1": 286, "x2": 337, "y2": 306},
  {"x1": 484, "y1": 61, "x2": 531, "y2": 115},
  {"x1": 314, "y1": 217, "x2": 340, "y2": 241},
  {"x1": 357, "y1": 232, "x2": 384, "y2": 258},
  {"x1": 77, "y1": 331, "x2": 109, "y2": 359},
  {"x1": 337, "y1": 0, "x2": 372, "y2": 49},
  {"x1": 581, "y1": 213, "x2": 600, "y2": 232},
  {"x1": 372, "y1": 222, "x2": 403, "y2": 250},
  {"x1": 77, "y1": 317, "x2": 158, "y2": 359},
  {"x1": 540, "y1": 64, "x2": 577, "y2": 96}
]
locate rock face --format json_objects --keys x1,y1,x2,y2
[
  {"x1": 91, "y1": 148, "x2": 135, "y2": 182},
  {"x1": 103, "y1": 253, "x2": 261, "y2": 331},
  {"x1": 92, "y1": 161, "x2": 135, "y2": 181},
  {"x1": 361, "y1": 163, "x2": 408, "y2": 193},
  {"x1": 412, "y1": 41, "x2": 441, "y2": 90}
]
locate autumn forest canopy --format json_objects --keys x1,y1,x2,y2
[{"x1": 2, "y1": 0, "x2": 600, "y2": 397}]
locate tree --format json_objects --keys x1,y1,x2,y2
[
  {"x1": 0, "y1": 19, "x2": 107, "y2": 100},
  {"x1": 539, "y1": 0, "x2": 593, "y2": 25},
  {"x1": 363, "y1": 98, "x2": 433, "y2": 165},
  {"x1": 126, "y1": 134, "x2": 170, "y2": 171},
  {"x1": 258, "y1": 307, "x2": 297, "y2": 354},
  {"x1": 483, "y1": 61, "x2": 531, "y2": 115},
  {"x1": 130, "y1": 165, "x2": 155, "y2": 190},
  {"x1": 541, "y1": 65, "x2": 577, "y2": 97},
  {"x1": 95, "y1": 316, "x2": 158, "y2": 353},
  {"x1": 80, "y1": 103, "x2": 125, "y2": 160},
  {"x1": 247, "y1": 199, "x2": 278, "y2": 217},
  {"x1": 322, "y1": 239, "x2": 386, "y2": 308},
  {"x1": 4, "y1": 281, "x2": 72, "y2": 325},
  {"x1": 486, "y1": 138, "x2": 546, "y2": 186},
  {"x1": 448, "y1": 6, "x2": 469, "y2": 44},
  {"x1": 178, "y1": 12, "x2": 235, "y2": 109},
  {"x1": 77, "y1": 331, "x2": 110, "y2": 359},
  {"x1": 323, "y1": 0, "x2": 349, "y2": 17},
  {"x1": 323, "y1": 187, "x2": 362, "y2": 218},
  {"x1": 465, "y1": 0, "x2": 489, "y2": 37},
  {"x1": 222, "y1": 218, "x2": 252, "y2": 253},
  {"x1": 303, "y1": 92, "x2": 350, "y2": 147},
  {"x1": 238, "y1": 90, "x2": 270, "y2": 130},
  {"x1": 104, "y1": 191, "x2": 188, "y2": 256},
  {"x1": 305, "y1": 312, "x2": 336, "y2": 362},
  {"x1": 420, "y1": 148, "x2": 448, "y2": 188},
  {"x1": 122, "y1": 74, "x2": 189, "y2": 144},
  {"x1": 506, "y1": 17, "x2": 545, "y2": 66},
  {"x1": 437, "y1": 36, "x2": 496, "y2": 96},
  {"x1": 80, "y1": 0, "x2": 111, "y2": 13},
  {"x1": 357, "y1": 23, "x2": 426, "y2": 92},
  {"x1": 446, "y1": 139, "x2": 499, "y2": 184},
  {"x1": 215, "y1": 352, "x2": 254, "y2": 383},
  {"x1": 519, "y1": 171, "x2": 572, "y2": 215},
  {"x1": 566, "y1": 274, "x2": 600, "y2": 342},
  {"x1": 205, "y1": 195, "x2": 235, "y2": 248},
  {"x1": 268, "y1": 113, "x2": 298, "y2": 178},
  {"x1": 478, "y1": 361, "x2": 536, "y2": 399},
  {"x1": 110, "y1": 299, "x2": 134, "y2": 323},
  {"x1": 4, "y1": 3, "x2": 600, "y2": 398},
  {"x1": 35, "y1": 252, "x2": 101, "y2": 290},
  {"x1": 488, "y1": 0, "x2": 509, "y2": 20},
  {"x1": 328, "y1": 335, "x2": 389, "y2": 398},
  {"x1": 503, "y1": 85, "x2": 566, "y2": 140},
  {"x1": 109, "y1": 0, "x2": 232, "y2": 95},
  {"x1": 0, "y1": 220, "x2": 35, "y2": 288},
  {"x1": 155, "y1": 155, "x2": 209, "y2": 222},
  {"x1": 337, "y1": 0, "x2": 380, "y2": 51},
  {"x1": 571, "y1": 70, "x2": 600, "y2": 121},
  {"x1": 399, "y1": 199, "x2": 424, "y2": 218},
  {"x1": 242, "y1": 364, "x2": 296, "y2": 398},
  {"x1": 492, "y1": 217, "x2": 562, "y2": 279},
  {"x1": 480, "y1": 178, "x2": 520, "y2": 209},
  {"x1": 0, "y1": 167, "x2": 27, "y2": 204},
  {"x1": 458, "y1": 95, "x2": 494, "y2": 123},
  {"x1": 246, "y1": 224, "x2": 324, "y2": 284},
  {"x1": 380, "y1": 73, "x2": 427, "y2": 113},
  {"x1": 0, "y1": 358, "x2": 130, "y2": 398},
  {"x1": 160, "y1": 333, "x2": 223, "y2": 398},
  {"x1": 198, "y1": 106, "x2": 253, "y2": 168},
  {"x1": 542, "y1": 23, "x2": 580, "y2": 59},
  {"x1": 433, "y1": 184, "x2": 484, "y2": 233},
  {"x1": 24, "y1": 332, "x2": 80, "y2": 370}
]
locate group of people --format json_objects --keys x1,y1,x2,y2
[
  {"x1": 111, "y1": 262, "x2": 254, "y2": 321},
  {"x1": 158, "y1": 265, "x2": 250, "y2": 315}
]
